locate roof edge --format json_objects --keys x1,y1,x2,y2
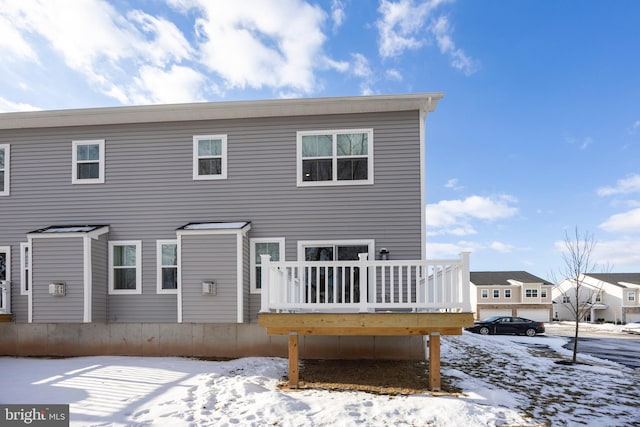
[{"x1": 0, "y1": 93, "x2": 444, "y2": 130}]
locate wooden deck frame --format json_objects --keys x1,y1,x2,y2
[{"x1": 258, "y1": 312, "x2": 474, "y2": 391}]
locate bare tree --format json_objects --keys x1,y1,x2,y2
[{"x1": 555, "y1": 227, "x2": 601, "y2": 363}]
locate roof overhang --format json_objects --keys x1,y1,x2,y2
[
  {"x1": 0, "y1": 93, "x2": 444, "y2": 130},
  {"x1": 27, "y1": 225, "x2": 110, "y2": 239},
  {"x1": 176, "y1": 221, "x2": 251, "y2": 236}
]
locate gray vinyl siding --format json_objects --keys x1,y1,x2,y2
[
  {"x1": 32, "y1": 237, "x2": 84, "y2": 322},
  {"x1": 91, "y1": 234, "x2": 108, "y2": 322},
  {"x1": 1, "y1": 110, "x2": 422, "y2": 323},
  {"x1": 181, "y1": 234, "x2": 238, "y2": 322}
]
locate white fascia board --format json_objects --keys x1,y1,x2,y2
[{"x1": 176, "y1": 223, "x2": 251, "y2": 237}]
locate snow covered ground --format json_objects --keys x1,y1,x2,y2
[{"x1": 1, "y1": 327, "x2": 639, "y2": 426}]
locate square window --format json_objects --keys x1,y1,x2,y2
[
  {"x1": 72, "y1": 140, "x2": 105, "y2": 184},
  {"x1": 297, "y1": 129, "x2": 373, "y2": 186},
  {"x1": 109, "y1": 241, "x2": 142, "y2": 294},
  {"x1": 193, "y1": 135, "x2": 227, "y2": 180},
  {"x1": 157, "y1": 240, "x2": 178, "y2": 294}
]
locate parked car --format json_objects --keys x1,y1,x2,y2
[
  {"x1": 622, "y1": 321, "x2": 640, "y2": 334},
  {"x1": 466, "y1": 316, "x2": 545, "y2": 337}
]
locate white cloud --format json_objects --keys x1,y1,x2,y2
[
  {"x1": 428, "y1": 15, "x2": 478, "y2": 76},
  {"x1": 554, "y1": 237, "x2": 640, "y2": 268},
  {"x1": 597, "y1": 174, "x2": 640, "y2": 196},
  {"x1": 564, "y1": 135, "x2": 593, "y2": 150},
  {"x1": 331, "y1": 0, "x2": 346, "y2": 32},
  {"x1": 351, "y1": 53, "x2": 372, "y2": 78},
  {"x1": 0, "y1": 97, "x2": 41, "y2": 113},
  {"x1": 193, "y1": 0, "x2": 327, "y2": 93},
  {"x1": 425, "y1": 241, "x2": 481, "y2": 259},
  {"x1": 130, "y1": 65, "x2": 207, "y2": 104},
  {"x1": 444, "y1": 178, "x2": 464, "y2": 191},
  {"x1": 426, "y1": 195, "x2": 518, "y2": 236},
  {"x1": 0, "y1": 15, "x2": 38, "y2": 62},
  {"x1": 490, "y1": 241, "x2": 514, "y2": 253},
  {"x1": 385, "y1": 68, "x2": 402, "y2": 81},
  {"x1": 599, "y1": 208, "x2": 640, "y2": 233}
]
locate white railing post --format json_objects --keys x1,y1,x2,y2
[
  {"x1": 0, "y1": 281, "x2": 10, "y2": 314},
  {"x1": 459, "y1": 252, "x2": 471, "y2": 312},
  {"x1": 260, "y1": 255, "x2": 271, "y2": 313},
  {"x1": 358, "y1": 253, "x2": 368, "y2": 312}
]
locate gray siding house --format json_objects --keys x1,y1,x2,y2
[{"x1": 0, "y1": 93, "x2": 468, "y2": 359}]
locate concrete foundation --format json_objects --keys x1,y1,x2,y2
[{"x1": 0, "y1": 323, "x2": 425, "y2": 360}]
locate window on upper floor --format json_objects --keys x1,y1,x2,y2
[
  {"x1": 72, "y1": 140, "x2": 105, "y2": 184},
  {"x1": 504, "y1": 289, "x2": 511, "y2": 298},
  {"x1": 481, "y1": 289, "x2": 488, "y2": 299},
  {"x1": 594, "y1": 292, "x2": 603, "y2": 303},
  {"x1": 250, "y1": 238, "x2": 285, "y2": 294},
  {"x1": 627, "y1": 291, "x2": 636, "y2": 302},
  {"x1": 109, "y1": 241, "x2": 142, "y2": 294},
  {"x1": 0, "y1": 144, "x2": 9, "y2": 196},
  {"x1": 493, "y1": 289, "x2": 500, "y2": 298},
  {"x1": 157, "y1": 240, "x2": 178, "y2": 294},
  {"x1": 562, "y1": 295, "x2": 571, "y2": 303},
  {"x1": 297, "y1": 129, "x2": 373, "y2": 186},
  {"x1": 193, "y1": 135, "x2": 227, "y2": 180},
  {"x1": 525, "y1": 288, "x2": 538, "y2": 298},
  {"x1": 541, "y1": 288, "x2": 548, "y2": 298}
]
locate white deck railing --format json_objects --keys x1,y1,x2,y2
[
  {"x1": 0, "y1": 280, "x2": 10, "y2": 314},
  {"x1": 260, "y1": 252, "x2": 471, "y2": 313}
]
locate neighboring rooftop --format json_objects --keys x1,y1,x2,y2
[
  {"x1": 470, "y1": 271, "x2": 553, "y2": 286},
  {"x1": 0, "y1": 93, "x2": 443, "y2": 130},
  {"x1": 584, "y1": 273, "x2": 640, "y2": 288}
]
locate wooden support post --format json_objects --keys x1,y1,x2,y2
[
  {"x1": 428, "y1": 332, "x2": 441, "y2": 391},
  {"x1": 288, "y1": 332, "x2": 299, "y2": 388}
]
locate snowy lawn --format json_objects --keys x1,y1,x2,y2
[{"x1": 0, "y1": 330, "x2": 638, "y2": 426}]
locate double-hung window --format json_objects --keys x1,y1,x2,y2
[
  {"x1": 0, "y1": 144, "x2": 9, "y2": 196},
  {"x1": 20, "y1": 242, "x2": 30, "y2": 295},
  {"x1": 525, "y1": 288, "x2": 538, "y2": 298},
  {"x1": 541, "y1": 288, "x2": 548, "y2": 298},
  {"x1": 627, "y1": 291, "x2": 636, "y2": 303},
  {"x1": 481, "y1": 289, "x2": 488, "y2": 299},
  {"x1": 250, "y1": 238, "x2": 285, "y2": 293},
  {"x1": 72, "y1": 140, "x2": 105, "y2": 184},
  {"x1": 562, "y1": 295, "x2": 571, "y2": 303},
  {"x1": 109, "y1": 241, "x2": 142, "y2": 294},
  {"x1": 157, "y1": 240, "x2": 178, "y2": 294},
  {"x1": 297, "y1": 129, "x2": 373, "y2": 186},
  {"x1": 0, "y1": 246, "x2": 9, "y2": 283},
  {"x1": 193, "y1": 135, "x2": 227, "y2": 180},
  {"x1": 504, "y1": 289, "x2": 511, "y2": 298},
  {"x1": 493, "y1": 289, "x2": 500, "y2": 298}
]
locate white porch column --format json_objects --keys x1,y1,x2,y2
[
  {"x1": 260, "y1": 254, "x2": 271, "y2": 313},
  {"x1": 460, "y1": 251, "x2": 471, "y2": 312},
  {"x1": 358, "y1": 253, "x2": 369, "y2": 312}
]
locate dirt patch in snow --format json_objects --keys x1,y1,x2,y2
[{"x1": 284, "y1": 359, "x2": 461, "y2": 395}]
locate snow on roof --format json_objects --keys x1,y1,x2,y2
[
  {"x1": 178, "y1": 221, "x2": 250, "y2": 230},
  {"x1": 29, "y1": 225, "x2": 109, "y2": 234}
]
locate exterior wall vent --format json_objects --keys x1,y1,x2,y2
[
  {"x1": 202, "y1": 281, "x2": 216, "y2": 295},
  {"x1": 49, "y1": 283, "x2": 65, "y2": 296}
]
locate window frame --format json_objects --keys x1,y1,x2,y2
[
  {"x1": 0, "y1": 144, "x2": 9, "y2": 196},
  {"x1": 20, "y1": 242, "x2": 30, "y2": 295},
  {"x1": 297, "y1": 239, "x2": 375, "y2": 262},
  {"x1": 492, "y1": 289, "x2": 500, "y2": 298},
  {"x1": 156, "y1": 240, "x2": 178, "y2": 295},
  {"x1": 481, "y1": 289, "x2": 488, "y2": 299},
  {"x1": 250, "y1": 237, "x2": 285, "y2": 294},
  {"x1": 562, "y1": 295, "x2": 571, "y2": 303},
  {"x1": 296, "y1": 129, "x2": 374, "y2": 187},
  {"x1": 504, "y1": 289, "x2": 511, "y2": 299},
  {"x1": 72, "y1": 140, "x2": 105, "y2": 184},
  {"x1": 108, "y1": 240, "x2": 142, "y2": 295},
  {"x1": 525, "y1": 288, "x2": 538, "y2": 298},
  {"x1": 0, "y1": 246, "x2": 10, "y2": 284},
  {"x1": 627, "y1": 291, "x2": 636, "y2": 302},
  {"x1": 540, "y1": 288, "x2": 548, "y2": 298},
  {"x1": 193, "y1": 134, "x2": 228, "y2": 180}
]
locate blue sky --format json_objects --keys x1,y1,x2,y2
[{"x1": 1, "y1": 0, "x2": 639, "y2": 279}]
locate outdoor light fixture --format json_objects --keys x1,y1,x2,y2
[{"x1": 379, "y1": 248, "x2": 389, "y2": 260}]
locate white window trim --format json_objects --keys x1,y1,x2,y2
[
  {"x1": 504, "y1": 289, "x2": 511, "y2": 299},
  {"x1": 296, "y1": 129, "x2": 374, "y2": 187},
  {"x1": 250, "y1": 237, "x2": 285, "y2": 294},
  {"x1": 297, "y1": 239, "x2": 375, "y2": 262},
  {"x1": 0, "y1": 246, "x2": 10, "y2": 284},
  {"x1": 627, "y1": 291, "x2": 636, "y2": 302},
  {"x1": 156, "y1": 239, "x2": 178, "y2": 294},
  {"x1": 108, "y1": 240, "x2": 142, "y2": 295},
  {"x1": 525, "y1": 288, "x2": 538, "y2": 298},
  {"x1": 492, "y1": 289, "x2": 500, "y2": 298},
  {"x1": 72, "y1": 140, "x2": 105, "y2": 184},
  {"x1": 562, "y1": 295, "x2": 571, "y2": 303},
  {"x1": 20, "y1": 242, "x2": 30, "y2": 295},
  {"x1": 0, "y1": 144, "x2": 9, "y2": 196},
  {"x1": 540, "y1": 288, "x2": 548, "y2": 298},
  {"x1": 193, "y1": 135, "x2": 228, "y2": 180},
  {"x1": 481, "y1": 289, "x2": 488, "y2": 299}
]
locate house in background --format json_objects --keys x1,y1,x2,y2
[
  {"x1": 470, "y1": 271, "x2": 554, "y2": 322},
  {"x1": 553, "y1": 273, "x2": 640, "y2": 323},
  {"x1": 0, "y1": 93, "x2": 473, "y2": 386}
]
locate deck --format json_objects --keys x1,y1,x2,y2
[{"x1": 258, "y1": 253, "x2": 474, "y2": 391}]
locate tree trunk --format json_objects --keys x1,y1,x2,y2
[{"x1": 572, "y1": 317, "x2": 579, "y2": 363}]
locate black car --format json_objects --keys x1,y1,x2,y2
[{"x1": 465, "y1": 316, "x2": 545, "y2": 337}]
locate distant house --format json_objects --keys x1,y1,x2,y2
[
  {"x1": 470, "y1": 271, "x2": 554, "y2": 322},
  {"x1": 552, "y1": 273, "x2": 640, "y2": 323}
]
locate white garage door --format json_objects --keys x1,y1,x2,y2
[
  {"x1": 625, "y1": 312, "x2": 640, "y2": 323},
  {"x1": 478, "y1": 308, "x2": 511, "y2": 320},
  {"x1": 517, "y1": 309, "x2": 550, "y2": 322}
]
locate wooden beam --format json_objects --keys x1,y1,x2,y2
[
  {"x1": 288, "y1": 332, "x2": 299, "y2": 389},
  {"x1": 264, "y1": 326, "x2": 463, "y2": 336},
  {"x1": 428, "y1": 332, "x2": 441, "y2": 391}
]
